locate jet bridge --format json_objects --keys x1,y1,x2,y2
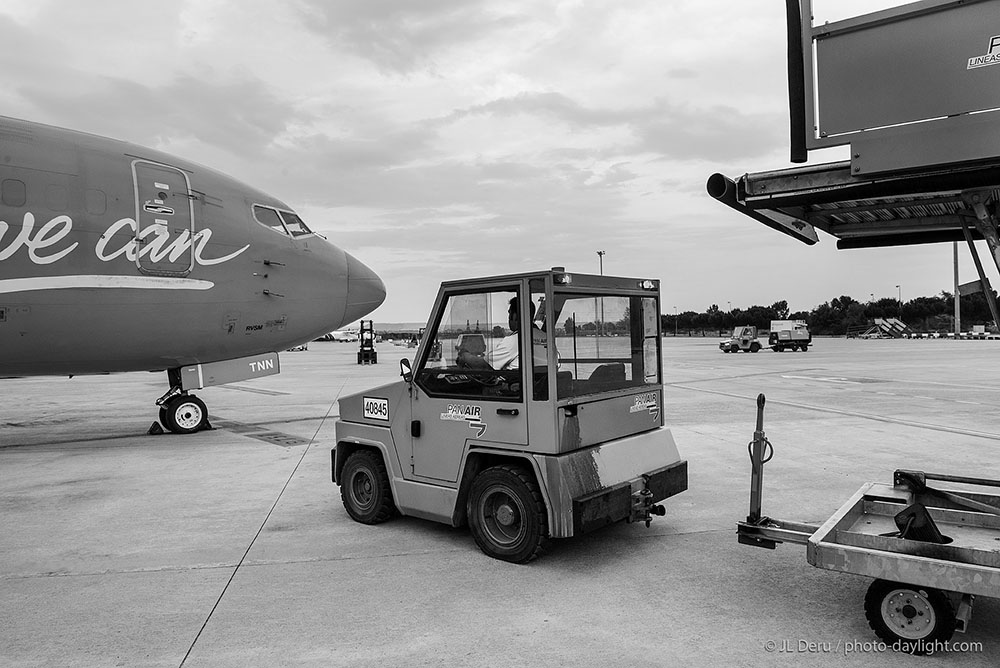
[{"x1": 708, "y1": 0, "x2": 1000, "y2": 328}]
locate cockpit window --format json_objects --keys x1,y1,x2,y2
[
  {"x1": 253, "y1": 205, "x2": 288, "y2": 235},
  {"x1": 279, "y1": 210, "x2": 312, "y2": 237}
]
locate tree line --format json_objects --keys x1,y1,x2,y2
[{"x1": 661, "y1": 292, "x2": 997, "y2": 336}]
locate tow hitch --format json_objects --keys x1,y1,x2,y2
[{"x1": 631, "y1": 475, "x2": 666, "y2": 527}]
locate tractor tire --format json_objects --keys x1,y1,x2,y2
[
  {"x1": 468, "y1": 465, "x2": 549, "y2": 563},
  {"x1": 341, "y1": 450, "x2": 397, "y2": 524}
]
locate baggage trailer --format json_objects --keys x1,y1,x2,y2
[
  {"x1": 333, "y1": 268, "x2": 688, "y2": 563},
  {"x1": 768, "y1": 319, "x2": 810, "y2": 352},
  {"x1": 737, "y1": 395, "x2": 1000, "y2": 653}
]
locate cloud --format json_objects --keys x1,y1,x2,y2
[
  {"x1": 443, "y1": 91, "x2": 786, "y2": 161},
  {"x1": 293, "y1": 0, "x2": 528, "y2": 73},
  {"x1": 16, "y1": 73, "x2": 307, "y2": 160},
  {"x1": 0, "y1": 0, "x2": 964, "y2": 322}
]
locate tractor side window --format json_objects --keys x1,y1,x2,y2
[
  {"x1": 279, "y1": 210, "x2": 313, "y2": 237},
  {"x1": 416, "y1": 287, "x2": 523, "y2": 401},
  {"x1": 554, "y1": 293, "x2": 660, "y2": 399},
  {"x1": 253, "y1": 205, "x2": 288, "y2": 235}
]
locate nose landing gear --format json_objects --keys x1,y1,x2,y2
[
  {"x1": 158, "y1": 393, "x2": 210, "y2": 434},
  {"x1": 154, "y1": 369, "x2": 212, "y2": 434}
]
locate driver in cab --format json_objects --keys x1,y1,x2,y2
[{"x1": 458, "y1": 297, "x2": 547, "y2": 370}]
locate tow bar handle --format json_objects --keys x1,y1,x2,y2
[
  {"x1": 747, "y1": 393, "x2": 770, "y2": 524},
  {"x1": 737, "y1": 394, "x2": 818, "y2": 549}
]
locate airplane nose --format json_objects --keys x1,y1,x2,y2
[{"x1": 343, "y1": 253, "x2": 386, "y2": 323}]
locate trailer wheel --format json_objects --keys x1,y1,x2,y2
[
  {"x1": 341, "y1": 450, "x2": 397, "y2": 524},
  {"x1": 468, "y1": 465, "x2": 548, "y2": 563},
  {"x1": 864, "y1": 579, "x2": 956, "y2": 653}
]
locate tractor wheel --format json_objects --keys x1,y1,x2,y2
[
  {"x1": 468, "y1": 465, "x2": 548, "y2": 563},
  {"x1": 749, "y1": 342, "x2": 761, "y2": 353},
  {"x1": 863, "y1": 579, "x2": 956, "y2": 654},
  {"x1": 341, "y1": 450, "x2": 397, "y2": 524}
]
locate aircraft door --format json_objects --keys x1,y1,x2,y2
[
  {"x1": 409, "y1": 286, "x2": 528, "y2": 482},
  {"x1": 132, "y1": 161, "x2": 195, "y2": 276}
]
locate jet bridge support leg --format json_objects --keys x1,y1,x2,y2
[{"x1": 961, "y1": 192, "x2": 1000, "y2": 332}]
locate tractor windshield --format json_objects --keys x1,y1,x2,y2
[{"x1": 552, "y1": 292, "x2": 660, "y2": 400}]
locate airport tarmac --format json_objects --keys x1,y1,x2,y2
[{"x1": 2, "y1": 337, "x2": 999, "y2": 667}]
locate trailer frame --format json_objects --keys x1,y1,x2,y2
[{"x1": 737, "y1": 394, "x2": 1000, "y2": 649}]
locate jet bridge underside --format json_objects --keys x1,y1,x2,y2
[
  {"x1": 707, "y1": 159, "x2": 1000, "y2": 329},
  {"x1": 708, "y1": 160, "x2": 1000, "y2": 249}
]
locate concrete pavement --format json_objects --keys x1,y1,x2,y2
[{"x1": 2, "y1": 337, "x2": 999, "y2": 667}]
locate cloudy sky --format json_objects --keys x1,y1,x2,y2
[{"x1": 1, "y1": 0, "x2": 972, "y2": 321}]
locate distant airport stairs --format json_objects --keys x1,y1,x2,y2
[
  {"x1": 848, "y1": 318, "x2": 911, "y2": 339},
  {"x1": 876, "y1": 318, "x2": 910, "y2": 338}
]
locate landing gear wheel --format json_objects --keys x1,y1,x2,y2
[
  {"x1": 162, "y1": 394, "x2": 209, "y2": 434},
  {"x1": 340, "y1": 450, "x2": 397, "y2": 524},
  {"x1": 864, "y1": 579, "x2": 956, "y2": 654},
  {"x1": 468, "y1": 465, "x2": 548, "y2": 563}
]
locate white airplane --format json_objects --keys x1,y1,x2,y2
[{"x1": 329, "y1": 329, "x2": 360, "y2": 342}]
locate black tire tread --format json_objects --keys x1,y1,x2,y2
[
  {"x1": 468, "y1": 464, "x2": 549, "y2": 564},
  {"x1": 340, "y1": 450, "x2": 397, "y2": 525},
  {"x1": 863, "y1": 579, "x2": 956, "y2": 654}
]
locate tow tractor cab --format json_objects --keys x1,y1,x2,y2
[
  {"x1": 720, "y1": 325, "x2": 761, "y2": 353},
  {"x1": 333, "y1": 268, "x2": 688, "y2": 563}
]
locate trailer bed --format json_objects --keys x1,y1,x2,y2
[{"x1": 805, "y1": 481, "x2": 1000, "y2": 598}]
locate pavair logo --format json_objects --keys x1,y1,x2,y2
[
  {"x1": 440, "y1": 404, "x2": 487, "y2": 437},
  {"x1": 629, "y1": 392, "x2": 660, "y2": 420},
  {"x1": 967, "y1": 35, "x2": 1000, "y2": 69}
]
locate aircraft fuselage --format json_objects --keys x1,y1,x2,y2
[{"x1": 0, "y1": 116, "x2": 384, "y2": 377}]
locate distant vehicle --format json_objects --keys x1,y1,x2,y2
[
  {"x1": 288, "y1": 342, "x2": 309, "y2": 352},
  {"x1": 768, "y1": 320, "x2": 811, "y2": 352},
  {"x1": 720, "y1": 326, "x2": 761, "y2": 353},
  {"x1": 0, "y1": 116, "x2": 385, "y2": 433}
]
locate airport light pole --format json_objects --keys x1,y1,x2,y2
[
  {"x1": 674, "y1": 306, "x2": 678, "y2": 337},
  {"x1": 896, "y1": 284, "x2": 901, "y2": 317},
  {"x1": 596, "y1": 250, "x2": 605, "y2": 275}
]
